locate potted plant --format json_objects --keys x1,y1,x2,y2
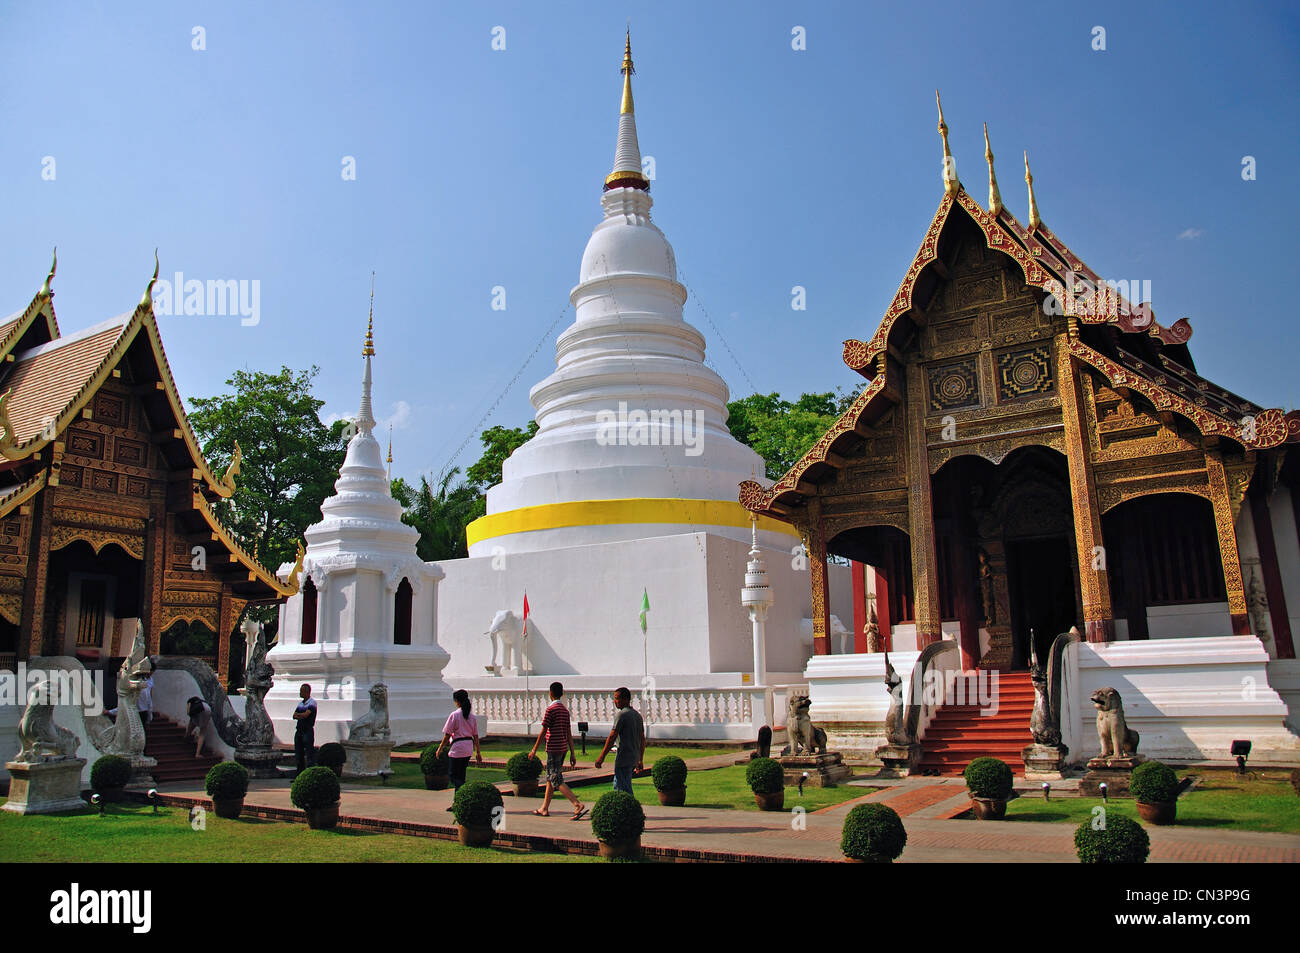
[
  {"x1": 291, "y1": 766, "x2": 341, "y2": 830},
  {"x1": 1130, "y1": 760, "x2": 1179, "y2": 825},
  {"x1": 746, "y1": 757, "x2": 785, "y2": 811},
  {"x1": 452, "y1": 780, "x2": 504, "y2": 847},
  {"x1": 420, "y1": 743, "x2": 450, "y2": 790},
  {"x1": 591, "y1": 790, "x2": 646, "y2": 860},
  {"x1": 963, "y1": 757, "x2": 1014, "y2": 819},
  {"x1": 506, "y1": 752, "x2": 544, "y2": 797},
  {"x1": 840, "y1": 803, "x2": 908, "y2": 863},
  {"x1": 1074, "y1": 815, "x2": 1150, "y2": 863},
  {"x1": 651, "y1": 755, "x2": 687, "y2": 806},
  {"x1": 317, "y1": 742, "x2": 346, "y2": 778},
  {"x1": 205, "y1": 761, "x2": 250, "y2": 819},
  {"x1": 90, "y1": 754, "x2": 131, "y2": 802}
]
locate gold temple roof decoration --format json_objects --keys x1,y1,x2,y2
[
  {"x1": 39, "y1": 248, "x2": 56, "y2": 298},
  {"x1": 1024, "y1": 151, "x2": 1041, "y2": 231},
  {"x1": 936, "y1": 90, "x2": 958, "y2": 196},
  {"x1": 140, "y1": 249, "x2": 159, "y2": 309},
  {"x1": 984, "y1": 124, "x2": 1002, "y2": 216}
]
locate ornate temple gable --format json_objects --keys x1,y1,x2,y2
[
  {"x1": 0, "y1": 291, "x2": 58, "y2": 364},
  {"x1": 0, "y1": 297, "x2": 236, "y2": 500}
]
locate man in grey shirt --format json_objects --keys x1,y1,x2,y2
[{"x1": 595, "y1": 686, "x2": 645, "y2": 794}]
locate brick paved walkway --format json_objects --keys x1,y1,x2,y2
[{"x1": 156, "y1": 776, "x2": 1300, "y2": 863}]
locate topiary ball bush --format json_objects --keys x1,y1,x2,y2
[
  {"x1": 1074, "y1": 815, "x2": 1150, "y2": 864},
  {"x1": 1130, "y1": 760, "x2": 1179, "y2": 804},
  {"x1": 506, "y1": 752, "x2": 544, "y2": 783},
  {"x1": 205, "y1": 761, "x2": 249, "y2": 800},
  {"x1": 317, "y1": 742, "x2": 346, "y2": 767},
  {"x1": 290, "y1": 766, "x2": 341, "y2": 810},
  {"x1": 840, "y1": 803, "x2": 908, "y2": 861},
  {"x1": 591, "y1": 790, "x2": 646, "y2": 846},
  {"x1": 452, "y1": 780, "x2": 504, "y2": 828},
  {"x1": 964, "y1": 757, "x2": 1014, "y2": 799},
  {"x1": 419, "y1": 743, "x2": 450, "y2": 776},
  {"x1": 651, "y1": 755, "x2": 688, "y2": 792},
  {"x1": 90, "y1": 754, "x2": 131, "y2": 792},
  {"x1": 746, "y1": 757, "x2": 784, "y2": 795}
]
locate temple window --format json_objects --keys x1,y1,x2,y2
[
  {"x1": 394, "y1": 577, "x2": 413, "y2": 645},
  {"x1": 301, "y1": 576, "x2": 318, "y2": 645}
]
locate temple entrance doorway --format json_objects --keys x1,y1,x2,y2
[
  {"x1": 1006, "y1": 535, "x2": 1076, "y2": 670},
  {"x1": 932, "y1": 445, "x2": 1082, "y2": 671}
]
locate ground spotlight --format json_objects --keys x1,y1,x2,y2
[
  {"x1": 798, "y1": 771, "x2": 808, "y2": 796},
  {"x1": 91, "y1": 793, "x2": 104, "y2": 815},
  {"x1": 1041, "y1": 781, "x2": 1050, "y2": 801},
  {"x1": 378, "y1": 769, "x2": 392, "y2": 785},
  {"x1": 1231, "y1": 739, "x2": 1251, "y2": 775},
  {"x1": 1099, "y1": 781, "x2": 1108, "y2": 803},
  {"x1": 148, "y1": 789, "x2": 159, "y2": 813}
]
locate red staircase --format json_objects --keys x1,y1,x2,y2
[
  {"x1": 144, "y1": 714, "x2": 222, "y2": 783},
  {"x1": 916, "y1": 670, "x2": 1035, "y2": 776}
]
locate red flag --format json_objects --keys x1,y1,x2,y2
[{"x1": 522, "y1": 592, "x2": 530, "y2": 639}]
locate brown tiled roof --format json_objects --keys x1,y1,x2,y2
[{"x1": 2, "y1": 317, "x2": 128, "y2": 444}]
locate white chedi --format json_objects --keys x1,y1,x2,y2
[{"x1": 267, "y1": 316, "x2": 453, "y2": 745}]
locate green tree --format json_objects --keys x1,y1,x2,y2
[
  {"x1": 465, "y1": 421, "x2": 538, "y2": 491},
  {"x1": 401, "y1": 469, "x2": 485, "y2": 561},
  {"x1": 726, "y1": 389, "x2": 858, "y2": 479},
  {"x1": 188, "y1": 366, "x2": 347, "y2": 573}
]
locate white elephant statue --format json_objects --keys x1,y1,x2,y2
[{"x1": 485, "y1": 609, "x2": 530, "y2": 675}]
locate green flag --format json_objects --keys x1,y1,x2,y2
[{"x1": 639, "y1": 588, "x2": 650, "y2": 633}]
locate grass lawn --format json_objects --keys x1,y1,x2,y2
[
  {"x1": 1004, "y1": 769, "x2": 1300, "y2": 833},
  {"x1": 627, "y1": 764, "x2": 873, "y2": 813},
  {"x1": 0, "y1": 799, "x2": 599, "y2": 863}
]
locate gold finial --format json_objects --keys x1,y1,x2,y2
[
  {"x1": 363, "y1": 271, "x2": 375, "y2": 357},
  {"x1": 1024, "y1": 150, "x2": 1041, "y2": 230},
  {"x1": 936, "y1": 90, "x2": 958, "y2": 195},
  {"x1": 40, "y1": 247, "x2": 57, "y2": 297},
  {"x1": 620, "y1": 29, "x2": 635, "y2": 115},
  {"x1": 387, "y1": 425, "x2": 393, "y2": 464},
  {"x1": 140, "y1": 248, "x2": 159, "y2": 309},
  {"x1": 983, "y1": 124, "x2": 1002, "y2": 216}
]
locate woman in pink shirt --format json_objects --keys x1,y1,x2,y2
[{"x1": 436, "y1": 690, "x2": 482, "y2": 797}]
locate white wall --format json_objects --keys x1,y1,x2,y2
[
  {"x1": 434, "y1": 530, "x2": 851, "y2": 683},
  {"x1": 1062, "y1": 637, "x2": 1300, "y2": 764}
]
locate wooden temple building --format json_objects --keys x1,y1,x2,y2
[
  {"x1": 741, "y1": 97, "x2": 1300, "y2": 675},
  {"x1": 0, "y1": 255, "x2": 296, "y2": 683}
]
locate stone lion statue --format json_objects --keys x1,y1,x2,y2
[
  {"x1": 16, "y1": 681, "x2": 80, "y2": 763},
  {"x1": 785, "y1": 693, "x2": 826, "y2": 757},
  {"x1": 1091, "y1": 686, "x2": 1139, "y2": 761},
  {"x1": 348, "y1": 683, "x2": 391, "y2": 742}
]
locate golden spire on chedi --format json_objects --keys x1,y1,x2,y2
[
  {"x1": 936, "y1": 90, "x2": 958, "y2": 196},
  {"x1": 1024, "y1": 150, "x2": 1041, "y2": 230},
  {"x1": 363, "y1": 271, "x2": 376, "y2": 357}
]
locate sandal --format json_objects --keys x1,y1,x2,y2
[{"x1": 570, "y1": 806, "x2": 588, "y2": 821}]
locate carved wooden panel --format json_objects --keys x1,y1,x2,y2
[
  {"x1": 113, "y1": 437, "x2": 148, "y2": 468},
  {"x1": 996, "y1": 344, "x2": 1054, "y2": 401},
  {"x1": 93, "y1": 392, "x2": 127, "y2": 427},
  {"x1": 66, "y1": 430, "x2": 103, "y2": 460},
  {"x1": 928, "y1": 358, "x2": 981, "y2": 412}
]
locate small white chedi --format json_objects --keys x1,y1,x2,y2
[{"x1": 267, "y1": 310, "x2": 453, "y2": 745}]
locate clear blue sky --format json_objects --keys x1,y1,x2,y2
[{"x1": 2, "y1": 1, "x2": 1297, "y2": 486}]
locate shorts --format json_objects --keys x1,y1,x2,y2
[{"x1": 545, "y1": 752, "x2": 567, "y2": 788}]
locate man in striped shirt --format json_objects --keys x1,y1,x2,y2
[{"x1": 528, "y1": 682, "x2": 587, "y2": 820}]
